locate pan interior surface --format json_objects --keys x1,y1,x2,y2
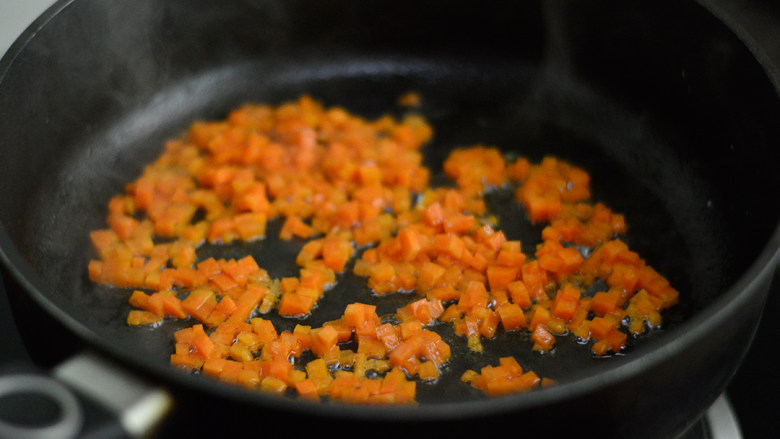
[
  {"x1": 0, "y1": 0, "x2": 779, "y2": 424},
  {"x1": 7, "y1": 57, "x2": 754, "y2": 402}
]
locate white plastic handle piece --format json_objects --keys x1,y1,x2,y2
[
  {"x1": 0, "y1": 374, "x2": 83, "y2": 439},
  {"x1": 53, "y1": 351, "x2": 172, "y2": 438}
]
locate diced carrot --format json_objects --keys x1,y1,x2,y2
[
  {"x1": 277, "y1": 291, "x2": 316, "y2": 317},
  {"x1": 528, "y1": 306, "x2": 551, "y2": 330},
  {"x1": 496, "y1": 248, "x2": 526, "y2": 267},
  {"x1": 215, "y1": 295, "x2": 238, "y2": 315},
  {"x1": 466, "y1": 356, "x2": 541, "y2": 396},
  {"x1": 474, "y1": 307, "x2": 500, "y2": 339},
  {"x1": 426, "y1": 284, "x2": 459, "y2": 302},
  {"x1": 417, "y1": 360, "x2": 439, "y2": 381},
  {"x1": 321, "y1": 235, "x2": 353, "y2": 273},
  {"x1": 398, "y1": 227, "x2": 425, "y2": 261},
  {"x1": 279, "y1": 215, "x2": 315, "y2": 240},
  {"x1": 357, "y1": 336, "x2": 387, "y2": 359},
  {"x1": 294, "y1": 379, "x2": 320, "y2": 401},
  {"x1": 506, "y1": 157, "x2": 531, "y2": 181},
  {"x1": 496, "y1": 302, "x2": 526, "y2": 331},
  {"x1": 458, "y1": 281, "x2": 490, "y2": 312},
  {"x1": 589, "y1": 316, "x2": 617, "y2": 340},
  {"x1": 182, "y1": 289, "x2": 217, "y2": 323},
  {"x1": 507, "y1": 280, "x2": 532, "y2": 309},
  {"x1": 376, "y1": 323, "x2": 401, "y2": 351},
  {"x1": 551, "y1": 297, "x2": 577, "y2": 322},
  {"x1": 590, "y1": 291, "x2": 621, "y2": 317},
  {"x1": 323, "y1": 321, "x2": 353, "y2": 343},
  {"x1": 521, "y1": 260, "x2": 549, "y2": 301},
  {"x1": 531, "y1": 325, "x2": 555, "y2": 352},
  {"x1": 251, "y1": 317, "x2": 278, "y2": 345},
  {"x1": 421, "y1": 202, "x2": 445, "y2": 227},
  {"x1": 169, "y1": 352, "x2": 204, "y2": 370},
  {"x1": 159, "y1": 293, "x2": 187, "y2": 319},
  {"x1": 486, "y1": 265, "x2": 520, "y2": 291},
  {"x1": 127, "y1": 310, "x2": 162, "y2": 326},
  {"x1": 443, "y1": 213, "x2": 476, "y2": 235},
  {"x1": 416, "y1": 261, "x2": 446, "y2": 291},
  {"x1": 310, "y1": 325, "x2": 339, "y2": 357},
  {"x1": 190, "y1": 324, "x2": 215, "y2": 359},
  {"x1": 341, "y1": 303, "x2": 376, "y2": 329},
  {"x1": 551, "y1": 284, "x2": 581, "y2": 321},
  {"x1": 397, "y1": 298, "x2": 444, "y2": 326},
  {"x1": 88, "y1": 95, "x2": 682, "y2": 404},
  {"x1": 225, "y1": 284, "x2": 266, "y2": 324},
  {"x1": 434, "y1": 233, "x2": 466, "y2": 260},
  {"x1": 260, "y1": 376, "x2": 288, "y2": 395}
]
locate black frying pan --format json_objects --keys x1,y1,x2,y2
[{"x1": 1, "y1": 0, "x2": 779, "y2": 438}]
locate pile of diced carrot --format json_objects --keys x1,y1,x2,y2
[{"x1": 88, "y1": 94, "x2": 679, "y2": 403}]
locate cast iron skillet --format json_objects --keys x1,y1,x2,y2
[{"x1": 1, "y1": 0, "x2": 779, "y2": 437}]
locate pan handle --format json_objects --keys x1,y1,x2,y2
[
  {"x1": 0, "y1": 351, "x2": 171, "y2": 439},
  {"x1": 53, "y1": 350, "x2": 173, "y2": 438},
  {"x1": 0, "y1": 373, "x2": 82, "y2": 439}
]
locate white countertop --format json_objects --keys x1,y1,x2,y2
[{"x1": 0, "y1": 0, "x2": 56, "y2": 57}]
